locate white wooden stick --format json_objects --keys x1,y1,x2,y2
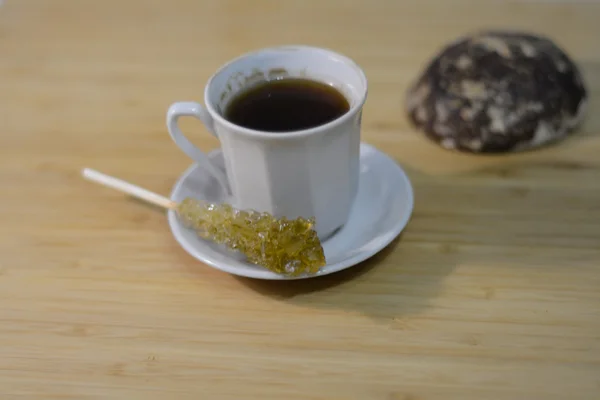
[{"x1": 81, "y1": 168, "x2": 176, "y2": 210}]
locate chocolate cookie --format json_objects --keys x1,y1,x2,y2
[{"x1": 405, "y1": 30, "x2": 588, "y2": 153}]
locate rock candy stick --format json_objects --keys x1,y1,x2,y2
[{"x1": 81, "y1": 168, "x2": 326, "y2": 276}]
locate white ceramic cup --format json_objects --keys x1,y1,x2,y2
[{"x1": 166, "y1": 45, "x2": 368, "y2": 239}]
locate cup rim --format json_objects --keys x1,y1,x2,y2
[{"x1": 203, "y1": 45, "x2": 368, "y2": 140}]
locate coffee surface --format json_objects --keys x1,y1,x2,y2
[{"x1": 224, "y1": 78, "x2": 350, "y2": 132}]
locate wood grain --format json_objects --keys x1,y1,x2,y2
[{"x1": 1, "y1": 0, "x2": 599, "y2": 399}]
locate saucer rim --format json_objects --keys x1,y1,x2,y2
[{"x1": 167, "y1": 142, "x2": 414, "y2": 280}]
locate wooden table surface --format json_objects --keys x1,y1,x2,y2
[{"x1": 2, "y1": 0, "x2": 600, "y2": 399}]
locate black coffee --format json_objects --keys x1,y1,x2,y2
[{"x1": 224, "y1": 78, "x2": 350, "y2": 132}]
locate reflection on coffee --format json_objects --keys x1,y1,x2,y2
[{"x1": 224, "y1": 78, "x2": 350, "y2": 132}]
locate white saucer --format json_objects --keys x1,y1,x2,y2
[{"x1": 167, "y1": 142, "x2": 414, "y2": 280}]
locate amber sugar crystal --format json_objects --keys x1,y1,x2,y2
[{"x1": 176, "y1": 198, "x2": 326, "y2": 277}]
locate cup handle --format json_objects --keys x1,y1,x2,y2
[{"x1": 166, "y1": 101, "x2": 230, "y2": 194}]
